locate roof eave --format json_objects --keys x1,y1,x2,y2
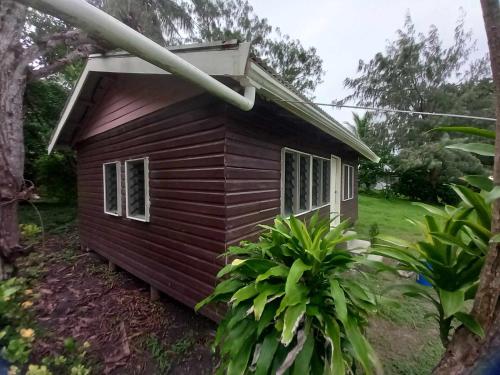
[{"x1": 246, "y1": 62, "x2": 379, "y2": 162}]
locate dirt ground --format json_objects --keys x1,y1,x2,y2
[{"x1": 18, "y1": 230, "x2": 216, "y2": 375}]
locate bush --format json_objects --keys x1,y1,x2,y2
[
  {"x1": 371, "y1": 184, "x2": 492, "y2": 346},
  {"x1": 196, "y1": 214, "x2": 381, "y2": 374},
  {"x1": 35, "y1": 152, "x2": 76, "y2": 203}
]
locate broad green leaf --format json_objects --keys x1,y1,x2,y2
[
  {"x1": 461, "y1": 175, "x2": 494, "y2": 192},
  {"x1": 412, "y1": 202, "x2": 448, "y2": 218},
  {"x1": 281, "y1": 303, "x2": 306, "y2": 346},
  {"x1": 458, "y1": 220, "x2": 492, "y2": 243},
  {"x1": 227, "y1": 332, "x2": 255, "y2": 375},
  {"x1": 291, "y1": 329, "x2": 315, "y2": 375},
  {"x1": 439, "y1": 289, "x2": 465, "y2": 318},
  {"x1": 289, "y1": 216, "x2": 313, "y2": 250},
  {"x1": 343, "y1": 316, "x2": 379, "y2": 375},
  {"x1": 485, "y1": 186, "x2": 500, "y2": 203},
  {"x1": 452, "y1": 185, "x2": 491, "y2": 227},
  {"x1": 376, "y1": 234, "x2": 411, "y2": 248},
  {"x1": 325, "y1": 316, "x2": 345, "y2": 375},
  {"x1": 254, "y1": 331, "x2": 280, "y2": 375},
  {"x1": 454, "y1": 312, "x2": 485, "y2": 338},
  {"x1": 231, "y1": 284, "x2": 259, "y2": 306},
  {"x1": 195, "y1": 279, "x2": 243, "y2": 310},
  {"x1": 490, "y1": 233, "x2": 500, "y2": 243},
  {"x1": 285, "y1": 259, "x2": 311, "y2": 295},
  {"x1": 256, "y1": 265, "x2": 289, "y2": 283},
  {"x1": 433, "y1": 126, "x2": 495, "y2": 139},
  {"x1": 330, "y1": 279, "x2": 348, "y2": 323},
  {"x1": 447, "y1": 143, "x2": 495, "y2": 156},
  {"x1": 253, "y1": 284, "x2": 284, "y2": 320},
  {"x1": 429, "y1": 232, "x2": 468, "y2": 250}
]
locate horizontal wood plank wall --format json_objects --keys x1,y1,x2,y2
[
  {"x1": 225, "y1": 105, "x2": 359, "y2": 247},
  {"x1": 76, "y1": 95, "x2": 226, "y2": 321},
  {"x1": 75, "y1": 75, "x2": 203, "y2": 143}
]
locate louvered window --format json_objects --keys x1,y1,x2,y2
[
  {"x1": 342, "y1": 164, "x2": 354, "y2": 201},
  {"x1": 299, "y1": 155, "x2": 310, "y2": 211},
  {"x1": 125, "y1": 158, "x2": 150, "y2": 222},
  {"x1": 103, "y1": 162, "x2": 121, "y2": 216},
  {"x1": 311, "y1": 157, "x2": 331, "y2": 208},
  {"x1": 284, "y1": 152, "x2": 297, "y2": 216},
  {"x1": 282, "y1": 149, "x2": 331, "y2": 216},
  {"x1": 312, "y1": 158, "x2": 321, "y2": 207}
]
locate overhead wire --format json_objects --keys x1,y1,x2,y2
[{"x1": 274, "y1": 100, "x2": 496, "y2": 122}]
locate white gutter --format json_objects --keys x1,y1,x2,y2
[
  {"x1": 18, "y1": 0, "x2": 256, "y2": 112},
  {"x1": 247, "y1": 62, "x2": 380, "y2": 162}
]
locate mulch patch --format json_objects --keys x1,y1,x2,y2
[{"x1": 18, "y1": 230, "x2": 217, "y2": 374}]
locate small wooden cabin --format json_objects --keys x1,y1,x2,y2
[{"x1": 50, "y1": 41, "x2": 378, "y2": 320}]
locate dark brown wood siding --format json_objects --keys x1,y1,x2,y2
[
  {"x1": 224, "y1": 103, "x2": 360, "y2": 247},
  {"x1": 74, "y1": 87, "x2": 362, "y2": 320},
  {"x1": 76, "y1": 96, "x2": 226, "y2": 320}
]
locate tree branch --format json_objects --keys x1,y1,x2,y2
[{"x1": 27, "y1": 43, "x2": 96, "y2": 81}]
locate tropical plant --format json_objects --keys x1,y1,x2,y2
[
  {"x1": 371, "y1": 183, "x2": 494, "y2": 346},
  {"x1": 196, "y1": 214, "x2": 381, "y2": 375}
]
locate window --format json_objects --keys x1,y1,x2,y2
[
  {"x1": 298, "y1": 154, "x2": 310, "y2": 211},
  {"x1": 125, "y1": 158, "x2": 150, "y2": 222},
  {"x1": 282, "y1": 149, "x2": 331, "y2": 216},
  {"x1": 342, "y1": 164, "x2": 354, "y2": 201},
  {"x1": 103, "y1": 162, "x2": 121, "y2": 216},
  {"x1": 311, "y1": 157, "x2": 331, "y2": 208}
]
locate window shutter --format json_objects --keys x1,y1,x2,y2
[
  {"x1": 299, "y1": 155, "x2": 310, "y2": 211},
  {"x1": 284, "y1": 152, "x2": 297, "y2": 216}
]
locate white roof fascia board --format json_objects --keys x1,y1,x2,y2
[
  {"x1": 48, "y1": 62, "x2": 91, "y2": 153},
  {"x1": 247, "y1": 62, "x2": 379, "y2": 162}
]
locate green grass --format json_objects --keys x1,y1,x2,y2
[
  {"x1": 355, "y1": 193, "x2": 431, "y2": 242},
  {"x1": 356, "y1": 194, "x2": 445, "y2": 374},
  {"x1": 367, "y1": 274, "x2": 444, "y2": 374}
]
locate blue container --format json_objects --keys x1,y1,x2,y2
[
  {"x1": 0, "y1": 357, "x2": 10, "y2": 375},
  {"x1": 416, "y1": 273, "x2": 432, "y2": 287}
]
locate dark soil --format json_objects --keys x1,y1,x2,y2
[{"x1": 18, "y1": 229, "x2": 216, "y2": 374}]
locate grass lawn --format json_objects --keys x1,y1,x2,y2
[
  {"x1": 357, "y1": 193, "x2": 445, "y2": 374},
  {"x1": 356, "y1": 193, "x2": 431, "y2": 242}
]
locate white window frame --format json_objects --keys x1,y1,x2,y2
[
  {"x1": 342, "y1": 164, "x2": 355, "y2": 201},
  {"x1": 103, "y1": 161, "x2": 122, "y2": 216},
  {"x1": 281, "y1": 148, "x2": 331, "y2": 217},
  {"x1": 125, "y1": 157, "x2": 150, "y2": 222}
]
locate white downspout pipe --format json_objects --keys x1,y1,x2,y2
[{"x1": 18, "y1": 0, "x2": 256, "y2": 111}]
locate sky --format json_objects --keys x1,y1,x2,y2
[{"x1": 249, "y1": 0, "x2": 490, "y2": 124}]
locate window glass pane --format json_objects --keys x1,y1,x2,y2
[
  {"x1": 312, "y1": 158, "x2": 321, "y2": 207},
  {"x1": 343, "y1": 165, "x2": 349, "y2": 200},
  {"x1": 299, "y1": 155, "x2": 310, "y2": 211},
  {"x1": 127, "y1": 160, "x2": 146, "y2": 218},
  {"x1": 284, "y1": 152, "x2": 297, "y2": 216},
  {"x1": 104, "y1": 164, "x2": 118, "y2": 213},
  {"x1": 322, "y1": 160, "x2": 330, "y2": 204},
  {"x1": 349, "y1": 166, "x2": 354, "y2": 199}
]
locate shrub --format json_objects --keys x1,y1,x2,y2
[
  {"x1": 371, "y1": 184, "x2": 492, "y2": 346},
  {"x1": 196, "y1": 214, "x2": 381, "y2": 375},
  {"x1": 35, "y1": 152, "x2": 76, "y2": 203}
]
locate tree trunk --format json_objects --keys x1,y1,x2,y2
[
  {"x1": 433, "y1": 0, "x2": 500, "y2": 373},
  {"x1": 0, "y1": 1, "x2": 29, "y2": 279}
]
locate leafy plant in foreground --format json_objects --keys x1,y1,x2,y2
[
  {"x1": 371, "y1": 184, "x2": 493, "y2": 346},
  {"x1": 196, "y1": 214, "x2": 381, "y2": 375}
]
